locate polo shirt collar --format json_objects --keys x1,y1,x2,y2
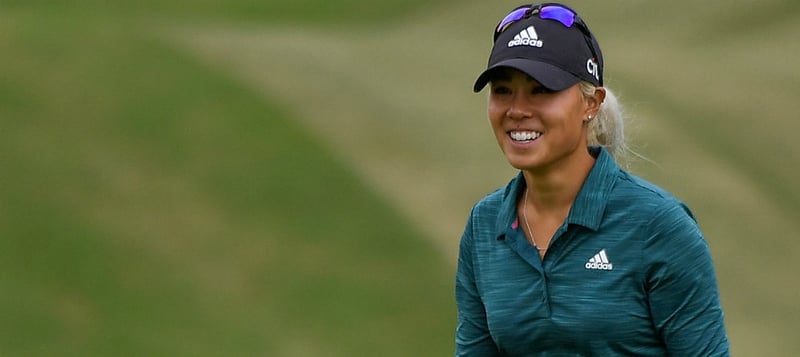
[
  {"x1": 569, "y1": 146, "x2": 618, "y2": 230},
  {"x1": 494, "y1": 146, "x2": 618, "y2": 240}
]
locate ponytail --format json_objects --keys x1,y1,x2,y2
[{"x1": 579, "y1": 82, "x2": 632, "y2": 166}]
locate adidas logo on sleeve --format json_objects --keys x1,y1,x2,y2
[
  {"x1": 585, "y1": 249, "x2": 613, "y2": 270},
  {"x1": 508, "y1": 26, "x2": 543, "y2": 48}
]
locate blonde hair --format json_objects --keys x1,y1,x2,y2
[{"x1": 579, "y1": 81, "x2": 632, "y2": 166}]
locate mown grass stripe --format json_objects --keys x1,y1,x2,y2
[
  {"x1": 0, "y1": 10, "x2": 455, "y2": 356},
  {"x1": 613, "y1": 71, "x2": 799, "y2": 218}
]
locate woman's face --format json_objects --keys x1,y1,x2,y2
[{"x1": 487, "y1": 68, "x2": 594, "y2": 172}]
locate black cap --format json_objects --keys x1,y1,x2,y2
[{"x1": 473, "y1": 4, "x2": 603, "y2": 92}]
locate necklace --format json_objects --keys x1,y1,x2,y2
[{"x1": 523, "y1": 188, "x2": 547, "y2": 252}]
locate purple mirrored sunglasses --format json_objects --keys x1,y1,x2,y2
[
  {"x1": 492, "y1": 3, "x2": 602, "y2": 83},
  {"x1": 494, "y1": 3, "x2": 582, "y2": 41}
]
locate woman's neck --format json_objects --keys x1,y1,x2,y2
[{"x1": 522, "y1": 149, "x2": 596, "y2": 211}]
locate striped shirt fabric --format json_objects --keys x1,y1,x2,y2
[{"x1": 455, "y1": 147, "x2": 729, "y2": 356}]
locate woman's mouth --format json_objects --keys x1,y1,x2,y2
[{"x1": 509, "y1": 130, "x2": 542, "y2": 142}]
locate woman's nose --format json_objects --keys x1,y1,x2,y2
[{"x1": 506, "y1": 97, "x2": 532, "y2": 120}]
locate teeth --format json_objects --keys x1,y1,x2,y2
[{"x1": 510, "y1": 131, "x2": 542, "y2": 141}]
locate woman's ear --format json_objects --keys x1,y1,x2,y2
[{"x1": 586, "y1": 86, "x2": 607, "y2": 118}]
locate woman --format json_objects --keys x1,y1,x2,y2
[{"x1": 455, "y1": 3, "x2": 729, "y2": 356}]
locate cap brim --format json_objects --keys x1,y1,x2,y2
[{"x1": 473, "y1": 58, "x2": 581, "y2": 93}]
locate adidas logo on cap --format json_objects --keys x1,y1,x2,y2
[{"x1": 508, "y1": 25, "x2": 543, "y2": 48}]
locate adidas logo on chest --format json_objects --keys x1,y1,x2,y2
[
  {"x1": 585, "y1": 249, "x2": 613, "y2": 271},
  {"x1": 508, "y1": 25, "x2": 543, "y2": 48}
]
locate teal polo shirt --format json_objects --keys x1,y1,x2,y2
[{"x1": 455, "y1": 147, "x2": 729, "y2": 356}]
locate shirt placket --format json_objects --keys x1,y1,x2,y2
[{"x1": 506, "y1": 221, "x2": 551, "y2": 319}]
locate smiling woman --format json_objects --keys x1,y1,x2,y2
[
  {"x1": 455, "y1": 3, "x2": 730, "y2": 356},
  {"x1": 485, "y1": 68, "x2": 603, "y2": 177}
]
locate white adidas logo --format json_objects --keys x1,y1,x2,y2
[
  {"x1": 508, "y1": 26, "x2": 543, "y2": 48},
  {"x1": 585, "y1": 249, "x2": 613, "y2": 270}
]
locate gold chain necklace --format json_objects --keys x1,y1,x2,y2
[{"x1": 523, "y1": 188, "x2": 547, "y2": 252}]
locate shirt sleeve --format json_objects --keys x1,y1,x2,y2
[
  {"x1": 643, "y1": 202, "x2": 730, "y2": 356},
  {"x1": 455, "y1": 210, "x2": 500, "y2": 357}
]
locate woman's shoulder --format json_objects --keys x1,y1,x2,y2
[
  {"x1": 614, "y1": 170, "x2": 680, "y2": 203},
  {"x1": 610, "y1": 169, "x2": 697, "y2": 222}
]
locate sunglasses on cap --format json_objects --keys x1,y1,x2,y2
[{"x1": 494, "y1": 3, "x2": 586, "y2": 41}]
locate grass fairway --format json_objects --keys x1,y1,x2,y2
[
  {"x1": 0, "y1": 2, "x2": 455, "y2": 356},
  {"x1": 2, "y1": 0, "x2": 799, "y2": 355}
]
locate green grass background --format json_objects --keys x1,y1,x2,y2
[{"x1": 1, "y1": 0, "x2": 798, "y2": 355}]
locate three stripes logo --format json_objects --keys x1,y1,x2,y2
[
  {"x1": 585, "y1": 249, "x2": 613, "y2": 271},
  {"x1": 508, "y1": 25, "x2": 543, "y2": 48}
]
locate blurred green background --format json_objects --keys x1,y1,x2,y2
[{"x1": 1, "y1": 0, "x2": 797, "y2": 355}]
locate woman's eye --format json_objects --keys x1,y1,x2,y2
[{"x1": 492, "y1": 86, "x2": 511, "y2": 95}]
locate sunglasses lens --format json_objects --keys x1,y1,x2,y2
[
  {"x1": 539, "y1": 6, "x2": 576, "y2": 27},
  {"x1": 496, "y1": 7, "x2": 529, "y2": 33}
]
